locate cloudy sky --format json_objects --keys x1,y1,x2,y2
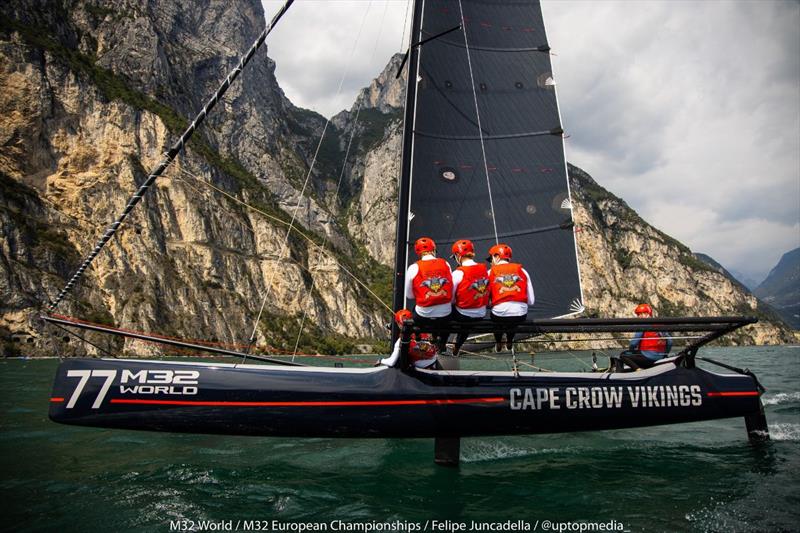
[{"x1": 260, "y1": 0, "x2": 799, "y2": 284}]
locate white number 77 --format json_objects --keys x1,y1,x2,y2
[{"x1": 65, "y1": 370, "x2": 118, "y2": 409}]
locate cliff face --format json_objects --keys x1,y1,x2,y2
[
  {"x1": 0, "y1": 0, "x2": 388, "y2": 357},
  {"x1": 754, "y1": 248, "x2": 800, "y2": 329},
  {"x1": 0, "y1": 1, "x2": 793, "y2": 357}
]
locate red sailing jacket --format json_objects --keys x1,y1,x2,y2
[
  {"x1": 489, "y1": 263, "x2": 528, "y2": 305},
  {"x1": 412, "y1": 258, "x2": 452, "y2": 306},
  {"x1": 409, "y1": 334, "x2": 437, "y2": 363},
  {"x1": 455, "y1": 264, "x2": 490, "y2": 309},
  {"x1": 639, "y1": 331, "x2": 667, "y2": 353}
]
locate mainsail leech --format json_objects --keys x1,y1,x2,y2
[{"x1": 45, "y1": 0, "x2": 295, "y2": 314}]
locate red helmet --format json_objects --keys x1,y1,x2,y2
[
  {"x1": 635, "y1": 303, "x2": 653, "y2": 317},
  {"x1": 394, "y1": 309, "x2": 413, "y2": 327},
  {"x1": 414, "y1": 237, "x2": 436, "y2": 256},
  {"x1": 451, "y1": 239, "x2": 474, "y2": 257},
  {"x1": 488, "y1": 243, "x2": 513, "y2": 261}
]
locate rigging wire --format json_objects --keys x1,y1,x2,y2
[
  {"x1": 48, "y1": 319, "x2": 117, "y2": 359},
  {"x1": 245, "y1": 2, "x2": 374, "y2": 354},
  {"x1": 44, "y1": 0, "x2": 295, "y2": 314},
  {"x1": 170, "y1": 166, "x2": 392, "y2": 312},
  {"x1": 291, "y1": 0, "x2": 391, "y2": 360},
  {"x1": 457, "y1": 0, "x2": 498, "y2": 245},
  {"x1": 399, "y1": 0, "x2": 412, "y2": 52}
]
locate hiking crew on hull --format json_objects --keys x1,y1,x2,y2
[
  {"x1": 488, "y1": 243, "x2": 534, "y2": 352},
  {"x1": 404, "y1": 237, "x2": 452, "y2": 352},
  {"x1": 450, "y1": 239, "x2": 489, "y2": 356},
  {"x1": 619, "y1": 303, "x2": 672, "y2": 370},
  {"x1": 381, "y1": 309, "x2": 440, "y2": 369}
]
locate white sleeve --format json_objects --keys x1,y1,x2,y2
[
  {"x1": 380, "y1": 339, "x2": 401, "y2": 367},
  {"x1": 523, "y1": 268, "x2": 535, "y2": 306},
  {"x1": 405, "y1": 264, "x2": 418, "y2": 300},
  {"x1": 451, "y1": 269, "x2": 463, "y2": 303}
]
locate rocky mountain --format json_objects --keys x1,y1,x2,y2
[
  {"x1": 729, "y1": 269, "x2": 761, "y2": 292},
  {"x1": 0, "y1": 0, "x2": 793, "y2": 358},
  {"x1": 694, "y1": 253, "x2": 753, "y2": 293},
  {"x1": 0, "y1": 0, "x2": 391, "y2": 357},
  {"x1": 754, "y1": 248, "x2": 800, "y2": 329}
]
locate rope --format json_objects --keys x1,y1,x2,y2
[
  {"x1": 399, "y1": 0, "x2": 412, "y2": 52},
  {"x1": 46, "y1": 313, "x2": 375, "y2": 361},
  {"x1": 457, "y1": 0, "x2": 498, "y2": 245},
  {"x1": 45, "y1": 0, "x2": 295, "y2": 313},
  {"x1": 47, "y1": 319, "x2": 117, "y2": 359},
  {"x1": 171, "y1": 167, "x2": 391, "y2": 312},
  {"x1": 459, "y1": 348, "x2": 552, "y2": 372},
  {"x1": 246, "y1": 1, "x2": 374, "y2": 353},
  {"x1": 291, "y1": 1, "x2": 390, "y2": 360}
]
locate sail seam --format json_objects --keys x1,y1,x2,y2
[{"x1": 413, "y1": 128, "x2": 561, "y2": 141}]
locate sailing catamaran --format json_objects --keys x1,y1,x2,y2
[{"x1": 46, "y1": 0, "x2": 769, "y2": 466}]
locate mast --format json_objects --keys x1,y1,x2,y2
[{"x1": 391, "y1": 0, "x2": 424, "y2": 343}]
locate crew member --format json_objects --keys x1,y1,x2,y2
[
  {"x1": 450, "y1": 239, "x2": 489, "y2": 356},
  {"x1": 404, "y1": 237, "x2": 453, "y2": 352},
  {"x1": 619, "y1": 303, "x2": 672, "y2": 370},
  {"x1": 380, "y1": 309, "x2": 440, "y2": 369},
  {"x1": 487, "y1": 243, "x2": 534, "y2": 352}
]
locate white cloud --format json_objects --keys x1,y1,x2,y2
[
  {"x1": 259, "y1": 0, "x2": 799, "y2": 282},
  {"x1": 261, "y1": 0, "x2": 412, "y2": 115},
  {"x1": 545, "y1": 0, "x2": 799, "y2": 281}
]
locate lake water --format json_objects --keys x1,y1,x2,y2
[{"x1": 2, "y1": 346, "x2": 799, "y2": 532}]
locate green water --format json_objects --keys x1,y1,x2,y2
[{"x1": 2, "y1": 347, "x2": 799, "y2": 532}]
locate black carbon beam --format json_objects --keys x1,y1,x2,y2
[
  {"x1": 46, "y1": 0, "x2": 295, "y2": 313},
  {"x1": 41, "y1": 315, "x2": 303, "y2": 366}
]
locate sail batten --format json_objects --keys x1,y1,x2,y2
[{"x1": 398, "y1": 0, "x2": 583, "y2": 320}]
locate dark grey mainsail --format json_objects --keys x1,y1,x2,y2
[{"x1": 395, "y1": 0, "x2": 583, "y2": 319}]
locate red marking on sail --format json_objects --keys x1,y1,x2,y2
[
  {"x1": 50, "y1": 397, "x2": 65, "y2": 403},
  {"x1": 706, "y1": 391, "x2": 759, "y2": 397},
  {"x1": 109, "y1": 397, "x2": 505, "y2": 407}
]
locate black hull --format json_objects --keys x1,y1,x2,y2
[{"x1": 49, "y1": 358, "x2": 764, "y2": 438}]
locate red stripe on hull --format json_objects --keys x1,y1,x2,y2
[
  {"x1": 50, "y1": 397, "x2": 65, "y2": 403},
  {"x1": 108, "y1": 397, "x2": 506, "y2": 407},
  {"x1": 706, "y1": 391, "x2": 759, "y2": 397}
]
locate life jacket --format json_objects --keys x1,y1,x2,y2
[
  {"x1": 640, "y1": 331, "x2": 667, "y2": 353},
  {"x1": 455, "y1": 263, "x2": 490, "y2": 309},
  {"x1": 409, "y1": 334, "x2": 437, "y2": 363},
  {"x1": 412, "y1": 258, "x2": 452, "y2": 306},
  {"x1": 489, "y1": 263, "x2": 528, "y2": 305}
]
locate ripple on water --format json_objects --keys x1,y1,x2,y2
[
  {"x1": 460, "y1": 440, "x2": 574, "y2": 463},
  {"x1": 762, "y1": 391, "x2": 800, "y2": 406},
  {"x1": 768, "y1": 423, "x2": 800, "y2": 441}
]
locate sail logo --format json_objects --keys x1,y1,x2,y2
[
  {"x1": 63, "y1": 369, "x2": 200, "y2": 409},
  {"x1": 509, "y1": 385, "x2": 703, "y2": 410}
]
